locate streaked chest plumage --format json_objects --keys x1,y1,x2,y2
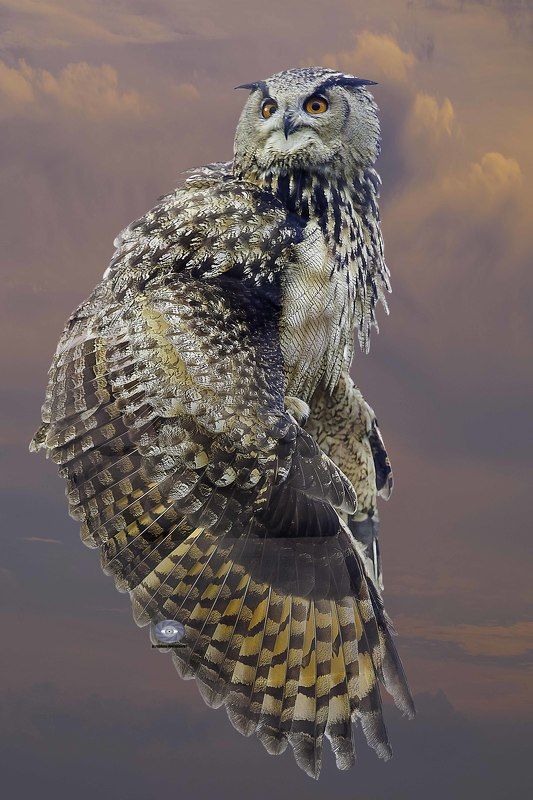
[{"x1": 259, "y1": 167, "x2": 389, "y2": 403}]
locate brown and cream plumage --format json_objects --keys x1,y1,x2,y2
[{"x1": 31, "y1": 67, "x2": 414, "y2": 778}]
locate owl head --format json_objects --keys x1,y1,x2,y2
[{"x1": 233, "y1": 67, "x2": 380, "y2": 179}]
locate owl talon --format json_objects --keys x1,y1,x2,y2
[{"x1": 285, "y1": 395, "x2": 310, "y2": 425}]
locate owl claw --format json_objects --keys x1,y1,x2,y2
[{"x1": 285, "y1": 395, "x2": 311, "y2": 425}]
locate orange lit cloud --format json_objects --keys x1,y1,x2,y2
[
  {"x1": 0, "y1": 58, "x2": 35, "y2": 106},
  {"x1": 323, "y1": 31, "x2": 416, "y2": 83},
  {"x1": 0, "y1": 59, "x2": 146, "y2": 118},
  {"x1": 451, "y1": 151, "x2": 523, "y2": 199},
  {"x1": 0, "y1": 57, "x2": 202, "y2": 123},
  {"x1": 408, "y1": 92, "x2": 455, "y2": 141}
]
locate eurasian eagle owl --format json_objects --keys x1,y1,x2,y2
[{"x1": 31, "y1": 67, "x2": 414, "y2": 779}]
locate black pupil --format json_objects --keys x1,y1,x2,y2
[{"x1": 312, "y1": 101, "x2": 321, "y2": 111}]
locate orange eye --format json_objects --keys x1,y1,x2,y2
[
  {"x1": 304, "y1": 95, "x2": 329, "y2": 115},
  {"x1": 261, "y1": 99, "x2": 278, "y2": 119}
]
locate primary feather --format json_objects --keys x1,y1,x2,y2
[{"x1": 31, "y1": 67, "x2": 413, "y2": 779}]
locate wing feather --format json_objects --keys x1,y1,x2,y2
[{"x1": 31, "y1": 173, "x2": 412, "y2": 778}]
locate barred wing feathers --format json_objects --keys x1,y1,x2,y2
[{"x1": 31, "y1": 178, "x2": 412, "y2": 779}]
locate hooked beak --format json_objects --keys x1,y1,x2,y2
[{"x1": 283, "y1": 112, "x2": 300, "y2": 139}]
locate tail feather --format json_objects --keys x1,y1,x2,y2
[
  {"x1": 343, "y1": 550, "x2": 392, "y2": 758},
  {"x1": 288, "y1": 599, "x2": 320, "y2": 776},
  {"x1": 325, "y1": 599, "x2": 356, "y2": 770},
  {"x1": 226, "y1": 582, "x2": 272, "y2": 735},
  {"x1": 179, "y1": 554, "x2": 239, "y2": 692},
  {"x1": 314, "y1": 599, "x2": 334, "y2": 764},
  {"x1": 367, "y1": 582, "x2": 416, "y2": 720},
  {"x1": 256, "y1": 594, "x2": 291, "y2": 754},
  {"x1": 183, "y1": 567, "x2": 252, "y2": 700},
  {"x1": 250, "y1": 589, "x2": 286, "y2": 739},
  {"x1": 280, "y1": 596, "x2": 307, "y2": 736},
  {"x1": 130, "y1": 522, "x2": 414, "y2": 778}
]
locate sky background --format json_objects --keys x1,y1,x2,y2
[{"x1": 1, "y1": 1, "x2": 532, "y2": 797}]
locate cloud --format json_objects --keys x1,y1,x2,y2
[
  {"x1": 22, "y1": 536, "x2": 62, "y2": 544},
  {"x1": 0, "y1": 59, "x2": 35, "y2": 107},
  {"x1": 385, "y1": 147, "x2": 528, "y2": 316},
  {"x1": 169, "y1": 82, "x2": 200, "y2": 103},
  {"x1": 0, "y1": 0, "x2": 189, "y2": 49},
  {"x1": 0, "y1": 59, "x2": 147, "y2": 118},
  {"x1": 29, "y1": 61, "x2": 145, "y2": 116},
  {"x1": 391, "y1": 150, "x2": 524, "y2": 246},
  {"x1": 400, "y1": 617, "x2": 533, "y2": 658},
  {"x1": 451, "y1": 150, "x2": 523, "y2": 198},
  {"x1": 323, "y1": 31, "x2": 416, "y2": 83},
  {"x1": 421, "y1": 0, "x2": 533, "y2": 42},
  {"x1": 0, "y1": 57, "x2": 202, "y2": 125},
  {"x1": 408, "y1": 92, "x2": 455, "y2": 141}
]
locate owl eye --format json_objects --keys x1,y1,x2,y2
[
  {"x1": 261, "y1": 99, "x2": 278, "y2": 119},
  {"x1": 304, "y1": 95, "x2": 329, "y2": 115}
]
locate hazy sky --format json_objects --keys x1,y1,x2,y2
[{"x1": 1, "y1": 1, "x2": 532, "y2": 797}]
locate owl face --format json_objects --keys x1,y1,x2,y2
[{"x1": 233, "y1": 67, "x2": 381, "y2": 177}]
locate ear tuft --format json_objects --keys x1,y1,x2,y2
[
  {"x1": 318, "y1": 74, "x2": 378, "y2": 92},
  {"x1": 234, "y1": 81, "x2": 268, "y2": 95}
]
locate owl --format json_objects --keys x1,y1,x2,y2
[{"x1": 31, "y1": 67, "x2": 414, "y2": 779}]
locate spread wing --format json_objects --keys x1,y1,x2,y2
[{"x1": 31, "y1": 174, "x2": 412, "y2": 778}]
